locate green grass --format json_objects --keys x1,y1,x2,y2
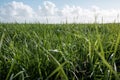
[{"x1": 0, "y1": 23, "x2": 120, "y2": 80}]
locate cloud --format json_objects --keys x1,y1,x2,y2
[
  {"x1": 38, "y1": 1, "x2": 58, "y2": 16},
  {"x1": 0, "y1": 1, "x2": 120, "y2": 23},
  {"x1": 0, "y1": 1, "x2": 36, "y2": 22}
]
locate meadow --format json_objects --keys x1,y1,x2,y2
[{"x1": 0, "y1": 23, "x2": 120, "y2": 80}]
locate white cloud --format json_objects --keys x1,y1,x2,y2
[
  {"x1": 0, "y1": 1, "x2": 120, "y2": 23},
  {"x1": 0, "y1": 1, "x2": 36, "y2": 22},
  {"x1": 38, "y1": 1, "x2": 58, "y2": 16}
]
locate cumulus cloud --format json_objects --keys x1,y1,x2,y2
[
  {"x1": 0, "y1": 1, "x2": 120, "y2": 23},
  {"x1": 0, "y1": 1, "x2": 36, "y2": 22},
  {"x1": 38, "y1": 1, "x2": 58, "y2": 16}
]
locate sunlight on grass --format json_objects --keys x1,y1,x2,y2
[{"x1": 0, "y1": 23, "x2": 120, "y2": 80}]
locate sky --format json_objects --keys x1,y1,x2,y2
[{"x1": 0, "y1": 0, "x2": 120, "y2": 23}]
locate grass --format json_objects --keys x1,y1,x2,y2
[{"x1": 0, "y1": 23, "x2": 120, "y2": 80}]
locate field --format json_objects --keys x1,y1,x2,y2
[{"x1": 0, "y1": 23, "x2": 120, "y2": 80}]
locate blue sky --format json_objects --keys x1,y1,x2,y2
[
  {"x1": 0, "y1": 0, "x2": 120, "y2": 8},
  {"x1": 1, "y1": 0, "x2": 120, "y2": 9},
  {"x1": 0, "y1": 0, "x2": 120, "y2": 23}
]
